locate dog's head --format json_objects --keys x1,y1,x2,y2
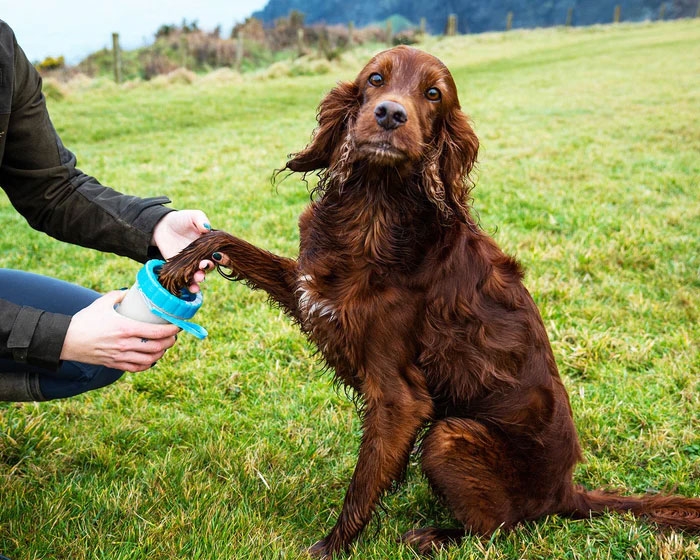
[{"x1": 285, "y1": 46, "x2": 479, "y2": 220}]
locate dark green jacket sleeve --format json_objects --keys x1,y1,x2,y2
[
  {"x1": 0, "y1": 299, "x2": 72, "y2": 371},
  {"x1": 0, "y1": 20, "x2": 173, "y2": 370}
]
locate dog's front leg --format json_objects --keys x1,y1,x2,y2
[
  {"x1": 159, "y1": 231, "x2": 301, "y2": 321},
  {"x1": 309, "y1": 367, "x2": 433, "y2": 558}
]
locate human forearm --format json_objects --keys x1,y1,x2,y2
[{"x1": 0, "y1": 29, "x2": 174, "y2": 262}]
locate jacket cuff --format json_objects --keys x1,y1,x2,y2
[
  {"x1": 133, "y1": 199, "x2": 175, "y2": 262},
  {"x1": 9, "y1": 307, "x2": 71, "y2": 371},
  {"x1": 131, "y1": 200, "x2": 174, "y2": 263}
]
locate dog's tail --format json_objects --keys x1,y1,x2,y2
[{"x1": 565, "y1": 486, "x2": 700, "y2": 533}]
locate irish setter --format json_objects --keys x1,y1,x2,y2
[{"x1": 159, "y1": 46, "x2": 700, "y2": 556}]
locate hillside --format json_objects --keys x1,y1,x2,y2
[
  {"x1": 253, "y1": 0, "x2": 698, "y2": 33},
  {"x1": 38, "y1": 1, "x2": 697, "y2": 83}
]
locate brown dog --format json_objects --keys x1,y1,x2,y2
[{"x1": 159, "y1": 46, "x2": 700, "y2": 557}]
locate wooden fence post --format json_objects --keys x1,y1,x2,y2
[
  {"x1": 506, "y1": 11, "x2": 513, "y2": 31},
  {"x1": 112, "y1": 33, "x2": 122, "y2": 84},
  {"x1": 297, "y1": 28, "x2": 305, "y2": 56},
  {"x1": 386, "y1": 19, "x2": 393, "y2": 45},
  {"x1": 179, "y1": 35, "x2": 188, "y2": 68},
  {"x1": 566, "y1": 6, "x2": 573, "y2": 26},
  {"x1": 446, "y1": 14, "x2": 457, "y2": 36},
  {"x1": 658, "y1": 3, "x2": 666, "y2": 20},
  {"x1": 348, "y1": 21, "x2": 354, "y2": 46},
  {"x1": 318, "y1": 28, "x2": 330, "y2": 58},
  {"x1": 235, "y1": 32, "x2": 244, "y2": 71},
  {"x1": 420, "y1": 17, "x2": 426, "y2": 35},
  {"x1": 614, "y1": 5, "x2": 621, "y2": 23}
]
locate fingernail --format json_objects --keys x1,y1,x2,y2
[
  {"x1": 212, "y1": 252, "x2": 222, "y2": 261},
  {"x1": 203, "y1": 223, "x2": 211, "y2": 231}
]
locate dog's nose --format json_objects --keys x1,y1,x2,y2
[{"x1": 374, "y1": 101, "x2": 407, "y2": 130}]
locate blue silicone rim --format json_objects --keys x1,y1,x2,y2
[{"x1": 135, "y1": 259, "x2": 208, "y2": 338}]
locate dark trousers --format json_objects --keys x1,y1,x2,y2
[{"x1": 0, "y1": 269, "x2": 123, "y2": 401}]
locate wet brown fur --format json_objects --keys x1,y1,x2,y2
[{"x1": 159, "y1": 46, "x2": 700, "y2": 557}]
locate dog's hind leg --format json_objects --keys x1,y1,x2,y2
[{"x1": 402, "y1": 417, "x2": 532, "y2": 554}]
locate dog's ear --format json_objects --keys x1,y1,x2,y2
[
  {"x1": 423, "y1": 107, "x2": 479, "y2": 221},
  {"x1": 443, "y1": 108, "x2": 479, "y2": 196},
  {"x1": 285, "y1": 81, "x2": 360, "y2": 173}
]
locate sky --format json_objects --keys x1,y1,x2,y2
[{"x1": 2, "y1": 0, "x2": 269, "y2": 64}]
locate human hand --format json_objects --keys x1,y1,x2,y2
[
  {"x1": 151, "y1": 209, "x2": 214, "y2": 292},
  {"x1": 60, "y1": 291, "x2": 181, "y2": 372}
]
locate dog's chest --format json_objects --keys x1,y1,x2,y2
[
  {"x1": 295, "y1": 201, "x2": 427, "y2": 372},
  {"x1": 297, "y1": 272, "x2": 338, "y2": 327},
  {"x1": 295, "y1": 265, "x2": 395, "y2": 372}
]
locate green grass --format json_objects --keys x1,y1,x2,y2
[{"x1": 1, "y1": 19, "x2": 699, "y2": 559}]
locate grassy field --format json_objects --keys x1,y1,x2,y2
[{"x1": 1, "y1": 19, "x2": 699, "y2": 560}]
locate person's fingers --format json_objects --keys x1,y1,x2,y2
[
  {"x1": 187, "y1": 283, "x2": 200, "y2": 294},
  {"x1": 199, "y1": 219, "x2": 212, "y2": 233},
  {"x1": 105, "y1": 352, "x2": 161, "y2": 373},
  {"x1": 127, "y1": 321, "x2": 181, "y2": 341},
  {"x1": 180, "y1": 259, "x2": 214, "y2": 294},
  {"x1": 101, "y1": 289, "x2": 128, "y2": 307},
  {"x1": 190, "y1": 210, "x2": 212, "y2": 234},
  {"x1": 131, "y1": 336, "x2": 176, "y2": 353},
  {"x1": 115, "y1": 337, "x2": 175, "y2": 371},
  {"x1": 122, "y1": 359, "x2": 160, "y2": 373}
]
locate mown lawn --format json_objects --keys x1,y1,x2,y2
[{"x1": 0, "y1": 19, "x2": 698, "y2": 560}]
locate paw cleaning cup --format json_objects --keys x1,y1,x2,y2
[{"x1": 115, "y1": 259, "x2": 208, "y2": 339}]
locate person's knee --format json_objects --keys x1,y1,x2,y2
[
  {"x1": 38, "y1": 364, "x2": 124, "y2": 400},
  {"x1": 0, "y1": 269, "x2": 100, "y2": 313}
]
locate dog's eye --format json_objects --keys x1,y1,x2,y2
[
  {"x1": 368, "y1": 73, "x2": 384, "y2": 87},
  {"x1": 425, "y1": 87, "x2": 441, "y2": 101}
]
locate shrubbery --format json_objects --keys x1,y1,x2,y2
[
  {"x1": 36, "y1": 55, "x2": 65, "y2": 72},
  {"x1": 38, "y1": 13, "x2": 412, "y2": 82}
]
